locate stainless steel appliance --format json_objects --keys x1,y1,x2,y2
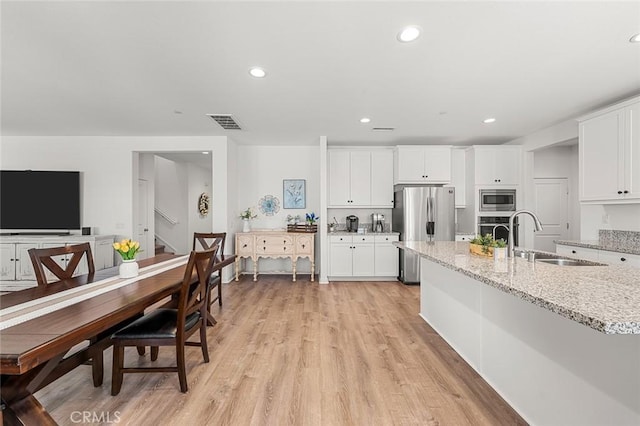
[
  {"x1": 392, "y1": 186, "x2": 455, "y2": 284},
  {"x1": 372, "y1": 213, "x2": 385, "y2": 233},
  {"x1": 479, "y1": 189, "x2": 516, "y2": 212},
  {"x1": 478, "y1": 216, "x2": 519, "y2": 246},
  {"x1": 346, "y1": 215, "x2": 359, "y2": 232}
]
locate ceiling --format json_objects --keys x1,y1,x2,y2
[{"x1": 2, "y1": 1, "x2": 639, "y2": 146}]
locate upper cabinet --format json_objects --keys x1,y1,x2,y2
[
  {"x1": 579, "y1": 97, "x2": 640, "y2": 203},
  {"x1": 394, "y1": 146, "x2": 452, "y2": 184},
  {"x1": 328, "y1": 149, "x2": 394, "y2": 208},
  {"x1": 468, "y1": 145, "x2": 522, "y2": 186}
]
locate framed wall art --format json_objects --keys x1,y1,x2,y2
[{"x1": 283, "y1": 179, "x2": 306, "y2": 209}]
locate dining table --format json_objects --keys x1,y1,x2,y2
[{"x1": 0, "y1": 252, "x2": 235, "y2": 426}]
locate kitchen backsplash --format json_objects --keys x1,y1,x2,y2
[{"x1": 599, "y1": 230, "x2": 640, "y2": 251}]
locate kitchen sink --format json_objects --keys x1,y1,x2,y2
[
  {"x1": 513, "y1": 249, "x2": 606, "y2": 266},
  {"x1": 536, "y1": 258, "x2": 605, "y2": 267}
]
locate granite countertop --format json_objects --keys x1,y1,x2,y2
[
  {"x1": 554, "y1": 240, "x2": 640, "y2": 256},
  {"x1": 395, "y1": 240, "x2": 640, "y2": 335}
]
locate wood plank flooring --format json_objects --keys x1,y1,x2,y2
[{"x1": 35, "y1": 276, "x2": 526, "y2": 425}]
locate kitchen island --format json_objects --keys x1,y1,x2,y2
[{"x1": 396, "y1": 240, "x2": 640, "y2": 426}]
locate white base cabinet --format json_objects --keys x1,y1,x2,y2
[
  {"x1": 556, "y1": 243, "x2": 640, "y2": 268},
  {"x1": 0, "y1": 235, "x2": 115, "y2": 281},
  {"x1": 328, "y1": 234, "x2": 399, "y2": 278}
]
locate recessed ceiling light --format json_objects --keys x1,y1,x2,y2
[
  {"x1": 483, "y1": 118, "x2": 496, "y2": 124},
  {"x1": 360, "y1": 117, "x2": 371, "y2": 123},
  {"x1": 173, "y1": 110, "x2": 183, "y2": 115},
  {"x1": 249, "y1": 67, "x2": 266, "y2": 78},
  {"x1": 397, "y1": 26, "x2": 421, "y2": 43},
  {"x1": 630, "y1": 33, "x2": 640, "y2": 43}
]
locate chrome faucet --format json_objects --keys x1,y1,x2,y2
[
  {"x1": 492, "y1": 224, "x2": 509, "y2": 241},
  {"x1": 508, "y1": 210, "x2": 543, "y2": 256}
]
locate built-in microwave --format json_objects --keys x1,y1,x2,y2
[{"x1": 479, "y1": 189, "x2": 516, "y2": 212}]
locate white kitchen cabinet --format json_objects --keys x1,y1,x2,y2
[
  {"x1": 329, "y1": 234, "x2": 399, "y2": 278},
  {"x1": 455, "y1": 234, "x2": 476, "y2": 242},
  {"x1": 394, "y1": 146, "x2": 452, "y2": 184},
  {"x1": 451, "y1": 148, "x2": 466, "y2": 207},
  {"x1": 469, "y1": 146, "x2": 521, "y2": 186},
  {"x1": 0, "y1": 243, "x2": 38, "y2": 281},
  {"x1": 374, "y1": 235, "x2": 399, "y2": 276},
  {"x1": 0, "y1": 244, "x2": 16, "y2": 280},
  {"x1": 597, "y1": 250, "x2": 640, "y2": 268},
  {"x1": 328, "y1": 148, "x2": 394, "y2": 208},
  {"x1": 579, "y1": 98, "x2": 640, "y2": 203},
  {"x1": 556, "y1": 243, "x2": 640, "y2": 268},
  {"x1": 370, "y1": 150, "x2": 394, "y2": 207}
]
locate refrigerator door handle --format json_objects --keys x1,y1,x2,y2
[{"x1": 426, "y1": 195, "x2": 435, "y2": 236}]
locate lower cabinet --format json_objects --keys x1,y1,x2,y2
[
  {"x1": 0, "y1": 235, "x2": 115, "y2": 281},
  {"x1": 556, "y1": 244, "x2": 640, "y2": 267},
  {"x1": 329, "y1": 234, "x2": 399, "y2": 278}
]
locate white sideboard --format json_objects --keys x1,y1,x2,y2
[
  {"x1": 235, "y1": 231, "x2": 315, "y2": 282},
  {"x1": 0, "y1": 235, "x2": 115, "y2": 281}
]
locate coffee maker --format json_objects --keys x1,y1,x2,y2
[
  {"x1": 346, "y1": 215, "x2": 359, "y2": 232},
  {"x1": 372, "y1": 213, "x2": 384, "y2": 233}
]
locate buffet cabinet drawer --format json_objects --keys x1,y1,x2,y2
[
  {"x1": 236, "y1": 235, "x2": 254, "y2": 255},
  {"x1": 258, "y1": 235, "x2": 294, "y2": 246},
  {"x1": 257, "y1": 244, "x2": 293, "y2": 255}
]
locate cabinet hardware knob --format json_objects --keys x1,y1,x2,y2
[
  {"x1": 621, "y1": 257, "x2": 626, "y2": 262},
  {"x1": 263, "y1": 247, "x2": 266, "y2": 250},
  {"x1": 302, "y1": 244, "x2": 305, "y2": 248},
  {"x1": 243, "y1": 244, "x2": 247, "y2": 248},
  {"x1": 624, "y1": 190, "x2": 629, "y2": 194},
  {"x1": 572, "y1": 250, "x2": 576, "y2": 254},
  {"x1": 618, "y1": 191, "x2": 623, "y2": 194}
]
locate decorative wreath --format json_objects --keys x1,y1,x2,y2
[{"x1": 198, "y1": 193, "x2": 210, "y2": 216}]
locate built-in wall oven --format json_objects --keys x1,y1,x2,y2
[
  {"x1": 479, "y1": 189, "x2": 516, "y2": 212},
  {"x1": 478, "y1": 216, "x2": 519, "y2": 246}
]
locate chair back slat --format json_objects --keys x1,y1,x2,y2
[
  {"x1": 177, "y1": 246, "x2": 218, "y2": 338},
  {"x1": 28, "y1": 243, "x2": 95, "y2": 286}
]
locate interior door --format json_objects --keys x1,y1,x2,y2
[
  {"x1": 533, "y1": 178, "x2": 569, "y2": 252},
  {"x1": 137, "y1": 179, "x2": 150, "y2": 259}
]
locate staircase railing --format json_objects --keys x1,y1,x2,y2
[{"x1": 154, "y1": 207, "x2": 178, "y2": 225}]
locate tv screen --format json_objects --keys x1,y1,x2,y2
[{"x1": 1, "y1": 170, "x2": 81, "y2": 230}]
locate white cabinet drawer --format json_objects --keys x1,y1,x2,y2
[
  {"x1": 374, "y1": 235, "x2": 399, "y2": 243},
  {"x1": 352, "y1": 235, "x2": 375, "y2": 244},
  {"x1": 330, "y1": 235, "x2": 352, "y2": 243},
  {"x1": 598, "y1": 250, "x2": 640, "y2": 267},
  {"x1": 556, "y1": 245, "x2": 600, "y2": 262},
  {"x1": 455, "y1": 234, "x2": 476, "y2": 242}
]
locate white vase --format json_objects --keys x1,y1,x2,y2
[
  {"x1": 493, "y1": 247, "x2": 507, "y2": 260},
  {"x1": 119, "y1": 259, "x2": 139, "y2": 278},
  {"x1": 243, "y1": 218, "x2": 251, "y2": 232}
]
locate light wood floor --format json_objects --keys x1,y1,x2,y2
[{"x1": 36, "y1": 276, "x2": 526, "y2": 425}]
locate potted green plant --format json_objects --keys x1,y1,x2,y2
[{"x1": 469, "y1": 234, "x2": 506, "y2": 258}]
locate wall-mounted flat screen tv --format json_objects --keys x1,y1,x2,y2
[{"x1": 1, "y1": 170, "x2": 81, "y2": 231}]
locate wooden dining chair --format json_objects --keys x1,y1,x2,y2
[
  {"x1": 28, "y1": 242, "x2": 95, "y2": 286},
  {"x1": 110, "y1": 246, "x2": 218, "y2": 395},
  {"x1": 193, "y1": 232, "x2": 226, "y2": 324},
  {"x1": 28, "y1": 243, "x2": 105, "y2": 386}
]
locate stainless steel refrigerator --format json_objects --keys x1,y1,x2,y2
[{"x1": 392, "y1": 185, "x2": 455, "y2": 284}]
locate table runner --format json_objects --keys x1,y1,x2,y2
[{"x1": 0, "y1": 255, "x2": 189, "y2": 331}]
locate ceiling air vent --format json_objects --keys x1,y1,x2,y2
[
  {"x1": 372, "y1": 127, "x2": 395, "y2": 132},
  {"x1": 207, "y1": 114, "x2": 242, "y2": 130}
]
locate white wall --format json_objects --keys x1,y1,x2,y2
[
  {"x1": 187, "y1": 163, "x2": 213, "y2": 249},
  {"x1": 0, "y1": 136, "x2": 232, "y2": 245},
  {"x1": 154, "y1": 156, "x2": 189, "y2": 253},
  {"x1": 235, "y1": 145, "x2": 320, "y2": 274}
]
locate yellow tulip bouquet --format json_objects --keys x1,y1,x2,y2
[{"x1": 113, "y1": 239, "x2": 141, "y2": 260}]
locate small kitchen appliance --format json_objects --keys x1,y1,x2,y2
[
  {"x1": 372, "y1": 213, "x2": 385, "y2": 233},
  {"x1": 346, "y1": 215, "x2": 359, "y2": 232}
]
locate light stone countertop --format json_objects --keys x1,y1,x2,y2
[{"x1": 395, "y1": 240, "x2": 640, "y2": 335}]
